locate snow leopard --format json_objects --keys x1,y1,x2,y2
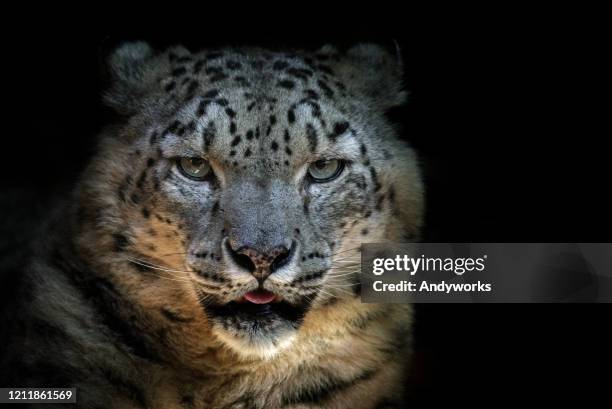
[{"x1": 0, "y1": 41, "x2": 424, "y2": 409}]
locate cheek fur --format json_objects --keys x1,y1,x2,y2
[{"x1": 130, "y1": 211, "x2": 189, "y2": 267}]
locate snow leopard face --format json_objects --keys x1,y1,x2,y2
[{"x1": 76, "y1": 42, "x2": 423, "y2": 358}]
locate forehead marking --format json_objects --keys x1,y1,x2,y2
[
  {"x1": 278, "y1": 80, "x2": 295, "y2": 89},
  {"x1": 287, "y1": 106, "x2": 296, "y2": 123},
  {"x1": 157, "y1": 49, "x2": 355, "y2": 163},
  {"x1": 306, "y1": 123, "x2": 318, "y2": 153},
  {"x1": 328, "y1": 121, "x2": 350, "y2": 143},
  {"x1": 202, "y1": 123, "x2": 216, "y2": 152}
]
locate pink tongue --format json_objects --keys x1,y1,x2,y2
[{"x1": 244, "y1": 290, "x2": 276, "y2": 304}]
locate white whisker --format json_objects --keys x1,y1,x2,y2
[
  {"x1": 327, "y1": 271, "x2": 361, "y2": 278},
  {"x1": 126, "y1": 257, "x2": 195, "y2": 275}
]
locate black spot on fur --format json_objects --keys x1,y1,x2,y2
[
  {"x1": 130, "y1": 193, "x2": 141, "y2": 205},
  {"x1": 226, "y1": 60, "x2": 242, "y2": 70},
  {"x1": 204, "y1": 89, "x2": 219, "y2": 99},
  {"x1": 171, "y1": 66, "x2": 187, "y2": 77},
  {"x1": 273, "y1": 60, "x2": 289, "y2": 70},
  {"x1": 205, "y1": 67, "x2": 222, "y2": 75},
  {"x1": 251, "y1": 60, "x2": 265, "y2": 69},
  {"x1": 202, "y1": 125, "x2": 216, "y2": 151},
  {"x1": 166, "y1": 120, "x2": 181, "y2": 135},
  {"x1": 193, "y1": 59, "x2": 205, "y2": 74},
  {"x1": 176, "y1": 125, "x2": 187, "y2": 137},
  {"x1": 360, "y1": 143, "x2": 368, "y2": 156},
  {"x1": 329, "y1": 121, "x2": 350, "y2": 142},
  {"x1": 197, "y1": 99, "x2": 211, "y2": 116},
  {"x1": 375, "y1": 195, "x2": 385, "y2": 211},
  {"x1": 118, "y1": 186, "x2": 127, "y2": 202},
  {"x1": 317, "y1": 79, "x2": 334, "y2": 98},
  {"x1": 210, "y1": 73, "x2": 228, "y2": 83},
  {"x1": 305, "y1": 89, "x2": 320, "y2": 100},
  {"x1": 370, "y1": 167, "x2": 382, "y2": 192},
  {"x1": 181, "y1": 395, "x2": 195, "y2": 408},
  {"x1": 149, "y1": 132, "x2": 159, "y2": 146},
  {"x1": 306, "y1": 123, "x2": 318, "y2": 152},
  {"x1": 231, "y1": 135, "x2": 241, "y2": 147},
  {"x1": 234, "y1": 76, "x2": 250, "y2": 86},
  {"x1": 152, "y1": 175, "x2": 161, "y2": 191},
  {"x1": 136, "y1": 170, "x2": 147, "y2": 189},
  {"x1": 287, "y1": 67, "x2": 313, "y2": 80},
  {"x1": 278, "y1": 80, "x2": 295, "y2": 89},
  {"x1": 271, "y1": 141, "x2": 279, "y2": 151},
  {"x1": 388, "y1": 185, "x2": 396, "y2": 203},
  {"x1": 176, "y1": 56, "x2": 192, "y2": 63},
  {"x1": 187, "y1": 80, "x2": 199, "y2": 95},
  {"x1": 244, "y1": 148, "x2": 252, "y2": 157},
  {"x1": 304, "y1": 100, "x2": 321, "y2": 118}
]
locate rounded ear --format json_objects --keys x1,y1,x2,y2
[
  {"x1": 103, "y1": 41, "x2": 159, "y2": 114},
  {"x1": 334, "y1": 43, "x2": 407, "y2": 110}
]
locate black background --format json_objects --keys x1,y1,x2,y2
[{"x1": 1, "y1": 9, "x2": 609, "y2": 406}]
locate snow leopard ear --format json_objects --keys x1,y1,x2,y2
[
  {"x1": 104, "y1": 41, "x2": 163, "y2": 114},
  {"x1": 332, "y1": 43, "x2": 407, "y2": 110}
]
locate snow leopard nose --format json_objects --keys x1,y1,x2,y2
[{"x1": 225, "y1": 240, "x2": 295, "y2": 282}]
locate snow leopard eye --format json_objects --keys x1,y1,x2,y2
[
  {"x1": 177, "y1": 157, "x2": 212, "y2": 181},
  {"x1": 307, "y1": 159, "x2": 345, "y2": 183}
]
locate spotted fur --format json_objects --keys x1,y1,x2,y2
[{"x1": 2, "y1": 42, "x2": 424, "y2": 408}]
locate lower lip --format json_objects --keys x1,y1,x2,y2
[{"x1": 243, "y1": 290, "x2": 277, "y2": 304}]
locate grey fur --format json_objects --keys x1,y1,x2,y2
[{"x1": 1, "y1": 42, "x2": 424, "y2": 408}]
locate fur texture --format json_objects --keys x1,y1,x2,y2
[{"x1": 1, "y1": 42, "x2": 424, "y2": 408}]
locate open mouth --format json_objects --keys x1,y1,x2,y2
[
  {"x1": 241, "y1": 289, "x2": 278, "y2": 304},
  {"x1": 204, "y1": 289, "x2": 311, "y2": 335}
]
